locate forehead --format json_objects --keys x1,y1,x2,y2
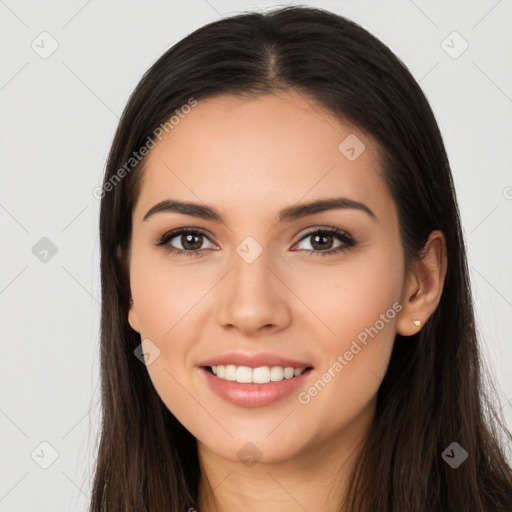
[{"x1": 134, "y1": 91, "x2": 391, "y2": 224}]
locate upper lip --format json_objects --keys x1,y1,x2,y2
[{"x1": 198, "y1": 352, "x2": 313, "y2": 369}]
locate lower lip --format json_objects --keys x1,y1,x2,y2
[{"x1": 200, "y1": 367, "x2": 312, "y2": 408}]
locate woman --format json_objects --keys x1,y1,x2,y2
[{"x1": 91, "y1": 6, "x2": 512, "y2": 511}]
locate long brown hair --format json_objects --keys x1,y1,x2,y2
[{"x1": 91, "y1": 6, "x2": 512, "y2": 511}]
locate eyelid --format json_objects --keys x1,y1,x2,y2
[{"x1": 154, "y1": 226, "x2": 210, "y2": 242}]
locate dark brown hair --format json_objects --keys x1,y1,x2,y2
[{"x1": 91, "y1": 6, "x2": 512, "y2": 511}]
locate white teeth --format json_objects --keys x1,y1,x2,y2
[
  {"x1": 283, "y1": 367, "x2": 294, "y2": 379},
  {"x1": 209, "y1": 365, "x2": 307, "y2": 383},
  {"x1": 235, "y1": 366, "x2": 252, "y2": 383},
  {"x1": 253, "y1": 366, "x2": 271, "y2": 384},
  {"x1": 225, "y1": 364, "x2": 237, "y2": 381},
  {"x1": 270, "y1": 366, "x2": 284, "y2": 381}
]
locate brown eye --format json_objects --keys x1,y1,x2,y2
[
  {"x1": 294, "y1": 228, "x2": 355, "y2": 257},
  {"x1": 156, "y1": 228, "x2": 217, "y2": 257},
  {"x1": 178, "y1": 233, "x2": 204, "y2": 251}
]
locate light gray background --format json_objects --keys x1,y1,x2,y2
[{"x1": 1, "y1": 0, "x2": 511, "y2": 510}]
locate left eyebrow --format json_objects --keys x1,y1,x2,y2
[{"x1": 142, "y1": 197, "x2": 377, "y2": 223}]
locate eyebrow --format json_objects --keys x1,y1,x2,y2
[{"x1": 142, "y1": 197, "x2": 376, "y2": 223}]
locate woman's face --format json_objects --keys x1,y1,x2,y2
[{"x1": 127, "y1": 91, "x2": 407, "y2": 464}]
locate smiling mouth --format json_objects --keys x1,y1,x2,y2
[{"x1": 203, "y1": 364, "x2": 313, "y2": 384}]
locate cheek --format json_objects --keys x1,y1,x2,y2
[
  {"x1": 128, "y1": 247, "x2": 216, "y2": 412},
  {"x1": 129, "y1": 249, "x2": 207, "y2": 431},
  {"x1": 290, "y1": 246, "x2": 403, "y2": 438},
  {"x1": 292, "y1": 240, "x2": 404, "y2": 347},
  {"x1": 129, "y1": 244, "x2": 211, "y2": 340}
]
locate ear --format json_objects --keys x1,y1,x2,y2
[
  {"x1": 396, "y1": 230, "x2": 448, "y2": 336},
  {"x1": 116, "y1": 243, "x2": 140, "y2": 334},
  {"x1": 128, "y1": 296, "x2": 141, "y2": 334}
]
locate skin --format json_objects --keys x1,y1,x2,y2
[{"x1": 126, "y1": 90, "x2": 447, "y2": 512}]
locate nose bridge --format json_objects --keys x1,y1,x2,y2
[
  {"x1": 216, "y1": 236, "x2": 290, "y2": 332},
  {"x1": 232, "y1": 241, "x2": 271, "y2": 295}
]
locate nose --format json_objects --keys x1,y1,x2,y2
[{"x1": 216, "y1": 246, "x2": 292, "y2": 337}]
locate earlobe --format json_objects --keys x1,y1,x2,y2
[
  {"x1": 396, "y1": 286, "x2": 425, "y2": 336},
  {"x1": 128, "y1": 297, "x2": 140, "y2": 333},
  {"x1": 396, "y1": 230, "x2": 447, "y2": 337}
]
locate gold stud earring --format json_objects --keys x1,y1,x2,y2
[{"x1": 411, "y1": 319, "x2": 421, "y2": 327}]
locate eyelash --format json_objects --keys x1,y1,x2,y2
[{"x1": 155, "y1": 227, "x2": 357, "y2": 258}]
